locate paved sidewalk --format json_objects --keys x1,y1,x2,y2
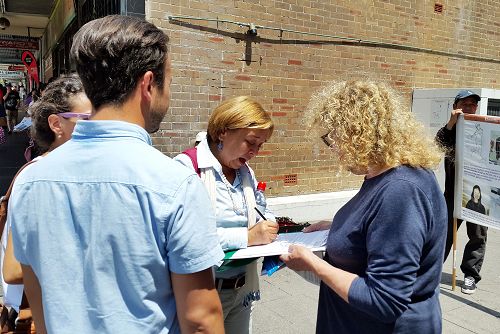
[{"x1": 254, "y1": 227, "x2": 500, "y2": 333}]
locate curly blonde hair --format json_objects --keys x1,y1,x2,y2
[{"x1": 305, "y1": 80, "x2": 443, "y2": 171}]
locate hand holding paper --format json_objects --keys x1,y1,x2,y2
[
  {"x1": 230, "y1": 230, "x2": 328, "y2": 259},
  {"x1": 280, "y1": 244, "x2": 320, "y2": 272}
]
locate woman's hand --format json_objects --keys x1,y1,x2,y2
[
  {"x1": 280, "y1": 245, "x2": 319, "y2": 272},
  {"x1": 248, "y1": 220, "x2": 278, "y2": 246},
  {"x1": 303, "y1": 220, "x2": 331, "y2": 233}
]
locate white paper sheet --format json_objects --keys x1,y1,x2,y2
[{"x1": 228, "y1": 230, "x2": 329, "y2": 259}]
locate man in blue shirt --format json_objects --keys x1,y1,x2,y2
[{"x1": 9, "y1": 15, "x2": 224, "y2": 333}]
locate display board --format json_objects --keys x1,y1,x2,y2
[{"x1": 455, "y1": 114, "x2": 500, "y2": 230}]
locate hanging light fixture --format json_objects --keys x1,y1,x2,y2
[
  {"x1": 0, "y1": 16, "x2": 10, "y2": 29},
  {"x1": 0, "y1": 0, "x2": 8, "y2": 30}
]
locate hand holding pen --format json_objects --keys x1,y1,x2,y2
[
  {"x1": 255, "y1": 207, "x2": 267, "y2": 221},
  {"x1": 247, "y1": 207, "x2": 279, "y2": 246}
]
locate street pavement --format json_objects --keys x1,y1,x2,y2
[{"x1": 254, "y1": 226, "x2": 500, "y2": 333}]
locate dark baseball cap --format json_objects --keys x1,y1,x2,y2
[{"x1": 454, "y1": 90, "x2": 480, "y2": 104}]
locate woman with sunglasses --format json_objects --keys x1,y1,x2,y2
[
  {"x1": 1, "y1": 74, "x2": 90, "y2": 331},
  {"x1": 280, "y1": 80, "x2": 447, "y2": 334}
]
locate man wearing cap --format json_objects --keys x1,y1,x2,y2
[{"x1": 436, "y1": 89, "x2": 486, "y2": 295}]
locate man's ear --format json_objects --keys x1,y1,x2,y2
[
  {"x1": 140, "y1": 71, "x2": 155, "y2": 102},
  {"x1": 47, "y1": 114, "x2": 63, "y2": 137}
]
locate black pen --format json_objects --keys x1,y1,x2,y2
[{"x1": 254, "y1": 207, "x2": 266, "y2": 221}]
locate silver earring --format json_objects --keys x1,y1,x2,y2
[{"x1": 217, "y1": 142, "x2": 223, "y2": 151}]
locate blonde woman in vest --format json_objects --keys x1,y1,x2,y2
[{"x1": 174, "y1": 96, "x2": 277, "y2": 334}]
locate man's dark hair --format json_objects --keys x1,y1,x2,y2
[
  {"x1": 70, "y1": 15, "x2": 169, "y2": 110},
  {"x1": 30, "y1": 73, "x2": 85, "y2": 152}
]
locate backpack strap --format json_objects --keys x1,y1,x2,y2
[
  {"x1": 0, "y1": 160, "x2": 36, "y2": 237},
  {"x1": 182, "y1": 147, "x2": 200, "y2": 176}
]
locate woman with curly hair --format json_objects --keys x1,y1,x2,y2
[
  {"x1": 1, "y1": 74, "x2": 90, "y2": 332},
  {"x1": 280, "y1": 80, "x2": 447, "y2": 334}
]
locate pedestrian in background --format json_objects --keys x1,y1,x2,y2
[
  {"x1": 0, "y1": 83, "x2": 6, "y2": 138},
  {"x1": 3, "y1": 83, "x2": 20, "y2": 134},
  {"x1": 281, "y1": 80, "x2": 447, "y2": 334}
]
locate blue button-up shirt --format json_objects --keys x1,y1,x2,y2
[
  {"x1": 10, "y1": 120, "x2": 224, "y2": 333},
  {"x1": 174, "y1": 138, "x2": 274, "y2": 279}
]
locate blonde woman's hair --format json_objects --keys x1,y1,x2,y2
[
  {"x1": 305, "y1": 80, "x2": 443, "y2": 171},
  {"x1": 207, "y1": 96, "x2": 274, "y2": 142}
]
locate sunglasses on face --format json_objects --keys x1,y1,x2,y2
[
  {"x1": 58, "y1": 112, "x2": 91, "y2": 120},
  {"x1": 321, "y1": 133, "x2": 333, "y2": 148}
]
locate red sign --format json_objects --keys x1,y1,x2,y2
[
  {"x1": 0, "y1": 39, "x2": 38, "y2": 50},
  {"x1": 21, "y1": 51, "x2": 39, "y2": 86},
  {"x1": 8, "y1": 65, "x2": 25, "y2": 71}
]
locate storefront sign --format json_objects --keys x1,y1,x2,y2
[
  {"x1": 0, "y1": 70, "x2": 25, "y2": 80},
  {"x1": 8, "y1": 65, "x2": 26, "y2": 71},
  {"x1": 0, "y1": 39, "x2": 38, "y2": 50}
]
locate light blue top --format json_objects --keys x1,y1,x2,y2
[
  {"x1": 174, "y1": 138, "x2": 274, "y2": 278},
  {"x1": 9, "y1": 120, "x2": 224, "y2": 334}
]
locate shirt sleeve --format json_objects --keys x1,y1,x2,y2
[
  {"x1": 174, "y1": 153, "x2": 249, "y2": 251},
  {"x1": 347, "y1": 180, "x2": 431, "y2": 323},
  {"x1": 166, "y1": 175, "x2": 224, "y2": 274},
  {"x1": 435, "y1": 125, "x2": 455, "y2": 150},
  {"x1": 9, "y1": 182, "x2": 31, "y2": 265},
  {"x1": 173, "y1": 153, "x2": 194, "y2": 169},
  {"x1": 216, "y1": 227, "x2": 248, "y2": 251}
]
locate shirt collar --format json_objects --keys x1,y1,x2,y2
[
  {"x1": 72, "y1": 120, "x2": 152, "y2": 145},
  {"x1": 196, "y1": 137, "x2": 219, "y2": 169}
]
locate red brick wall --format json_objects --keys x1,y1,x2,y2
[{"x1": 147, "y1": 0, "x2": 500, "y2": 196}]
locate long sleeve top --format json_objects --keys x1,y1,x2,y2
[
  {"x1": 316, "y1": 166, "x2": 447, "y2": 334},
  {"x1": 435, "y1": 125, "x2": 456, "y2": 205}
]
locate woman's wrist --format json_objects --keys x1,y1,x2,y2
[{"x1": 309, "y1": 252, "x2": 327, "y2": 276}]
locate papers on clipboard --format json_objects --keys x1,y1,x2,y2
[{"x1": 226, "y1": 230, "x2": 329, "y2": 260}]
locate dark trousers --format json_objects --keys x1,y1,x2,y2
[{"x1": 443, "y1": 218, "x2": 488, "y2": 282}]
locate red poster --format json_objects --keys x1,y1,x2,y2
[{"x1": 21, "y1": 51, "x2": 39, "y2": 86}]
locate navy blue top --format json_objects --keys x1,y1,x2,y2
[{"x1": 317, "y1": 166, "x2": 447, "y2": 334}]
